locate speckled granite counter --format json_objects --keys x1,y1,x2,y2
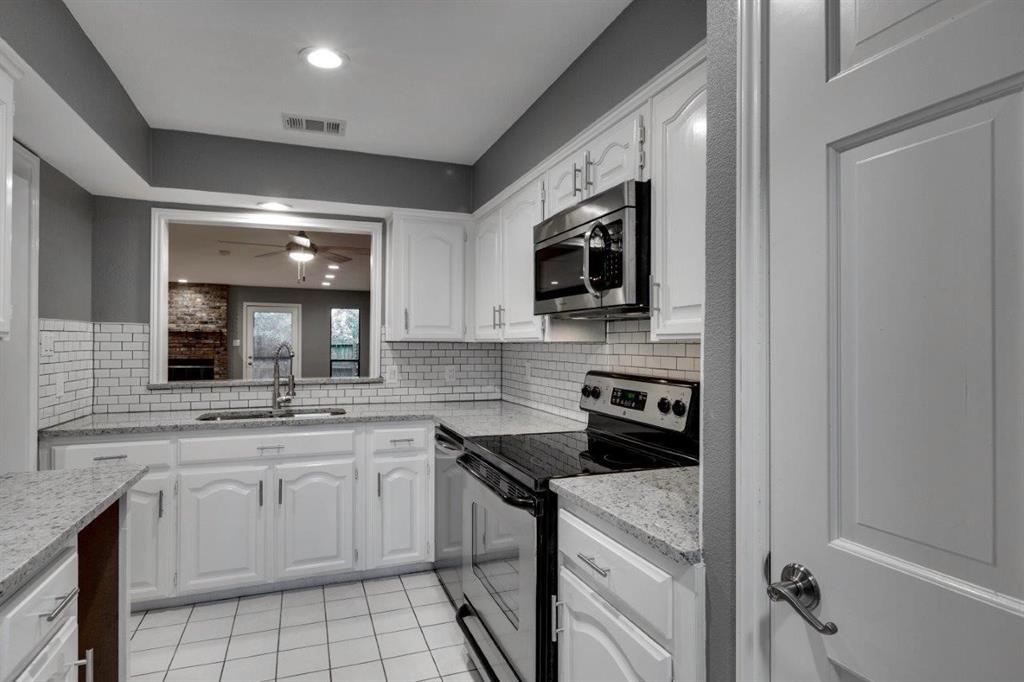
[
  {"x1": 550, "y1": 467, "x2": 701, "y2": 565},
  {"x1": 38, "y1": 400, "x2": 586, "y2": 440},
  {"x1": 0, "y1": 464, "x2": 146, "y2": 601}
]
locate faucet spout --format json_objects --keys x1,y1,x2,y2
[{"x1": 272, "y1": 342, "x2": 296, "y2": 409}]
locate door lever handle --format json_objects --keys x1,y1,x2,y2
[{"x1": 767, "y1": 563, "x2": 838, "y2": 635}]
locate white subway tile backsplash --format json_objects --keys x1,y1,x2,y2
[{"x1": 38, "y1": 318, "x2": 95, "y2": 428}]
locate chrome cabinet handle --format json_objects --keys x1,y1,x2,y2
[
  {"x1": 572, "y1": 163, "x2": 582, "y2": 196},
  {"x1": 584, "y1": 151, "x2": 594, "y2": 189},
  {"x1": 93, "y1": 454, "x2": 127, "y2": 462},
  {"x1": 767, "y1": 563, "x2": 838, "y2": 635},
  {"x1": 259, "y1": 480, "x2": 264, "y2": 507},
  {"x1": 650, "y1": 279, "x2": 661, "y2": 314},
  {"x1": 390, "y1": 438, "x2": 415, "y2": 445},
  {"x1": 377, "y1": 472, "x2": 382, "y2": 497},
  {"x1": 404, "y1": 308, "x2": 410, "y2": 332},
  {"x1": 71, "y1": 648, "x2": 94, "y2": 682},
  {"x1": 256, "y1": 444, "x2": 285, "y2": 453},
  {"x1": 551, "y1": 596, "x2": 565, "y2": 642},
  {"x1": 278, "y1": 478, "x2": 283, "y2": 505},
  {"x1": 42, "y1": 587, "x2": 79, "y2": 622},
  {"x1": 492, "y1": 305, "x2": 498, "y2": 330},
  {"x1": 158, "y1": 490, "x2": 164, "y2": 519},
  {"x1": 497, "y1": 306, "x2": 505, "y2": 327},
  {"x1": 576, "y1": 553, "x2": 610, "y2": 577}
]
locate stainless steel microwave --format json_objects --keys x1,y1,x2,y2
[{"x1": 533, "y1": 180, "x2": 650, "y2": 319}]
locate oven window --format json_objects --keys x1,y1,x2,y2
[{"x1": 471, "y1": 502, "x2": 520, "y2": 629}]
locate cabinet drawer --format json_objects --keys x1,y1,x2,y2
[
  {"x1": 0, "y1": 550, "x2": 78, "y2": 680},
  {"x1": 370, "y1": 425, "x2": 430, "y2": 454},
  {"x1": 53, "y1": 440, "x2": 173, "y2": 469},
  {"x1": 179, "y1": 429, "x2": 356, "y2": 463},
  {"x1": 14, "y1": 617, "x2": 78, "y2": 682},
  {"x1": 558, "y1": 510, "x2": 673, "y2": 639}
]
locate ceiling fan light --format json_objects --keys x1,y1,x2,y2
[{"x1": 289, "y1": 250, "x2": 314, "y2": 263}]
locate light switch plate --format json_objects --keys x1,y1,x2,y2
[{"x1": 40, "y1": 331, "x2": 56, "y2": 358}]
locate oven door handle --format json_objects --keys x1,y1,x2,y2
[
  {"x1": 457, "y1": 457, "x2": 539, "y2": 515},
  {"x1": 581, "y1": 222, "x2": 608, "y2": 298}
]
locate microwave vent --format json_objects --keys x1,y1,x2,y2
[{"x1": 282, "y1": 113, "x2": 346, "y2": 136}]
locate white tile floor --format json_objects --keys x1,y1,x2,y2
[{"x1": 128, "y1": 572, "x2": 482, "y2": 682}]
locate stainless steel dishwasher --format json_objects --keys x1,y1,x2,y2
[{"x1": 433, "y1": 425, "x2": 465, "y2": 606}]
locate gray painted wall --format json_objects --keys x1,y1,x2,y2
[
  {"x1": 38, "y1": 160, "x2": 94, "y2": 320},
  {"x1": 226, "y1": 286, "x2": 370, "y2": 379},
  {"x1": 0, "y1": 0, "x2": 151, "y2": 179},
  {"x1": 471, "y1": 0, "x2": 707, "y2": 208},
  {"x1": 703, "y1": 0, "x2": 736, "y2": 679},
  {"x1": 151, "y1": 130, "x2": 474, "y2": 213},
  {"x1": 91, "y1": 196, "x2": 383, "y2": 324}
]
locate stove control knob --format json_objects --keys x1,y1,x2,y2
[
  {"x1": 657, "y1": 397, "x2": 672, "y2": 414},
  {"x1": 581, "y1": 385, "x2": 592, "y2": 398},
  {"x1": 672, "y1": 399, "x2": 687, "y2": 417},
  {"x1": 590, "y1": 386, "x2": 601, "y2": 400}
]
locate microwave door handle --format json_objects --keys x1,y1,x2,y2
[{"x1": 581, "y1": 225, "x2": 601, "y2": 297}]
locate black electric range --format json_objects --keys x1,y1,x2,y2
[{"x1": 453, "y1": 371, "x2": 699, "y2": 682}]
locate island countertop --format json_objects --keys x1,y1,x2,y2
[
  {"x1": 0, "y1": 464, "x2": 146, "y2": 602},
  {"x1": 550, "y1": 467, "x2": 701, "y2": 565},
  {"x1": 38, "y1": 400, "x2": 586, "y2": 440}
]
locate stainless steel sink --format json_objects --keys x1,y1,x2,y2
[{"x1": 196, "y1": 407, "x2": 347, "y2": 422}]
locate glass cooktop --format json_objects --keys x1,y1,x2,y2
[{"x1": 464, "y1": 429, "x2": 696, "y2": 491}]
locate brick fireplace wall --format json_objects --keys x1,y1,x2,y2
[{"x1": 167, "y1": 283, "x2": 229, "y2": 379}]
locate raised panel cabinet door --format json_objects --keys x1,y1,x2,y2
[
  {"x1": 274, "y1": 458, "x2": 357, "y2": 580},
  {"x1": 392, "y1": 213, "x2": 467, "y2": 340},
  {"x1": 557, "y1": 567, "x2": 672, "y2": 682},
  {"x1": 472, "y1": 210, "x2": 503, "y2": 341},
  {"x1": 499, "y1": 179, "x2": 544, "y2": 341},
  {"x1": 0, "y1": 66, "x2": 13, "y2": 339},
  {"x1": 127, "y1": 471, "x2": 176, "y2": 601},
  {"x1": 584, "y1": 109, "x2": 643, "y2": 196},
  {"x1": 650, "y1": 64, "x2": 706, "y2": 341},
  {"x1": 370, "y1": 455, "x2": 429, "y2": 568},
  {"x1": 545, "y1": 151, "x2": 585, "y2": 216},
  {"x1": 178, "y1": 466, "x2": 269, "y2": 594}
]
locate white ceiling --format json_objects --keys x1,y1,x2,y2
[
  {"x1": 63, "y1": 0, "x2": 630, "y2": 164},
  {"x1": 169, "y1": 223, "x2": 373, "y2": 290}
]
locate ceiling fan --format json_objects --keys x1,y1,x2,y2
[{"x1": 217, "y1": 231, "x2": 369, "y2": 282}]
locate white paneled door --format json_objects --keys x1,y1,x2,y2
[
  {"x1": 472, "y1": 209, "x2": 503, "y2": 341},
  {"x1": 768, "y1": 1, "x2": 1024, "y2": 680},
  {"x1": 369, "y1": 455, "x2": 430, "y2": 568},
  {"x1": 499, "y1": 179, "x2": 544, "y2": 340},
  {"x1": 127, "y1": 471, "x2": 176, "y2": 601},
  {"x1": 274, "y1": 458, "x2": 357, "y2": 579}
]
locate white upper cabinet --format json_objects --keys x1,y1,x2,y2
[
  {"x1": 649, "y1": 63, "x2": 707, "y2": 341},
  {"x1": 0, "y1": 63, "x2": 16, "y2": 341},
  {"x1": 472, "y1": 209, "x2": 503, "y2": 341},
  {"x1": 583, "y1": 108, "x2": 645, "y2": 196},
  {"x1": 387, "y1": 211, "x2": 468, "y2": 341},
  {"x1": 545, "y1": 151, "x2": 585, "y2": 216},
  {"x1": 499, "y1": 179, "x2": 545, "y2": 340},
  {"x1": 274, "y1": 458, "x2": 358, "y2": 580}
]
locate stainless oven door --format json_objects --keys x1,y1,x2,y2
[
  {"x1": 460, "y1": 456, "x2": 538, "y2": 682},
  {"x1": 534, "y1": 206, "x2": 633, "y2": 315}
]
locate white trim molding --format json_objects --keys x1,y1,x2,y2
[
  {"x1": 13, "y1": 142, "x2": 40, "y2": 471},
  {"x1": 150, "y1": 208, "x2": 384, "y2": 384},
  {"x1": 735, "y1": 0, "x2": 772, "y2": 679}
]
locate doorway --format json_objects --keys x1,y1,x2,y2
[{"x1": 243, "y1": 303, "x2": 302, "y2": 381}]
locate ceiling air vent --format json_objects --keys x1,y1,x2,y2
[{"x1": 282, "y1": 113, "x2": 346, "y2": 136}]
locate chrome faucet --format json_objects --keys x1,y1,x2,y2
[{"x1": 272, "y1": 342, "x2": 296, "y2": 410}]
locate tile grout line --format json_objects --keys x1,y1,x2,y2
[
  {"x1": 163, "y1": 603, "x2": 195, "y2": 681},
  {"x1": 218, "y1": 598, "x2": 241, "y2": 682}
]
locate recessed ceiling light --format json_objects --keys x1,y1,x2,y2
[
  {"x1": 301, "y1": 47, "x2": 347, "y2": 70},
  {"x1": 324, "y1": 274, "x2": 336, "y2": 279},
  {"x1": 327, "y1": 264, "x2": 340, "y2": 270},
  {"x1": 258, "y1": 201, "x2": 291, "y2": 211},
  {"x1": 177, "y1": 279, "x2": 188, "y2": 284},
  {"x1": 321, "y1": 281, "x2": 332, "y2": 286}
]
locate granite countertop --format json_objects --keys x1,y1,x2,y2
[
  {"x1": 550, "y1": 467, "x2": 701, "y2": 565},
  {"x1": 39, "y1": 400, "x2": 586, "y2": 440},
  {"x1": 0, "y1": 464, "x2": 146, "y2": 602}
]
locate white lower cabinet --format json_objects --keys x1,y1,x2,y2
[
  {"x1": 274, "y1": 458, "x2": 358, "y2": 579},
  {"x1": 558, "y1": 567, "x2": 672, "y2": 682},
  {"x1": 178, "y1": 466, "x2": 269, "y2": 594},
  {"x1": 369, "y1": 454, "x2": 432, "y2": 568},
  {"x1": 127, "y1": 471, "x2": 176, "y2": 601}
]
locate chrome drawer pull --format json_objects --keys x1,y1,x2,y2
[
  {"x1": 256, "y1": 444, "x2": 285, "y2": 452},
  {"x1": 43, "y1": 587, "x2": 79, "y2": 621},
  {"x1": 389, "y1": 438, "x2": 416, "y2": 445},
  {"x1": 576, "y1": 553, "x2": 610, "y2": 577},
  {"x1": 93, "y1": 454, "x2": 127, "y2": 462},
  {"x1": 71, "y1": 648, "x2": 94, "y2": 682}
]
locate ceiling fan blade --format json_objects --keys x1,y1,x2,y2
[
  {"x1": 217, "y1": 240, "x2": 286, "y2": 248},
  {"x1": 290, "y1": 233, "x2": 312, "y2": 248},
  {"x1": 322, "y1": 252, "x2": 352, "y2": 264},
  {"x1": 322, "y1": 246, "x2": 371, "y2": 255},
  {"x1": 254, "y1": 250, "x2": 286, "y2": 258}
]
